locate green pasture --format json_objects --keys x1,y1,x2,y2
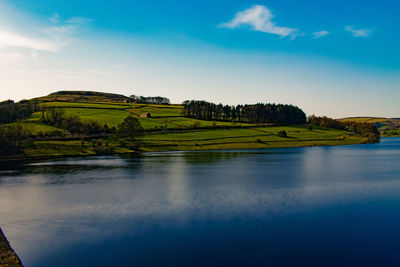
[
  {"x1": 62, "y1": 108, "x2": 130, "y2": 127},
  {"x1": 139, "y1": 125, "x2": 363, "y2": 152},
  {"x1": 40, "y1": 101, "x2": 132, "y2": 109},
  {"x1": 6, "y1": 121, "x2": 60, "y2": 135}
]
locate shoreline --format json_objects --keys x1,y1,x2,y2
[
  {"x1": 0, "y1": 228, "x2": 23, "y2": 267},
  {"x1": 0, "y1": 137, "x2": 376, "y2": 162}
]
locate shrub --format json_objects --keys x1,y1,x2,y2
[
  {"x1": 278, "y1": 131, "x2": 287, "y2": 137},
  {"x1": 119, "y1": 140, "x2": 127, "y2": 147},
  {"x1": 117, "y1": 116, "x2": 144, "y2": 145},
  {"x1": 93, "y1": 145, "x2": 115, "y2": 155},
  {"x1": 192, "y1": 121, "x2": 201, "y2": 128}
]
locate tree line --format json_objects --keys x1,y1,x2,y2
[
  {"x1": 0, "y1": 100, "x2": 36, "y2": 123},
  {"x1": 0, "y1": 100, "x2": 37, "y2": 154},
  {"x1": 183, "y1": 101, "x2": 307, "y2": 124},
  {"x1": 40, "y1": 107, "x2": 114, "y2": 136},
  {"x1": 40, "y1": 107, "x2": 144, "y2": 143},
  {"x1": 308, "y1": 115, "x2": 380, "y2": 143},
  {"x1": 0, "y1": 124, "x2": 33, "y2": 155},
  {"x1": 40, "y1": 107, "x2": 143, "y2": 142}
]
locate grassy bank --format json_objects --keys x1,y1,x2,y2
[{"x1": 16, "y1": 126, "x2": 366, "y2": 158}]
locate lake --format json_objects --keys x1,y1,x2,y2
[{"x1": 1, "y1": 138, "x2": 400, "y2": 266}]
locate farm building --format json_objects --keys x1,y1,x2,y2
[{"x1": 140, "y1": 112, "x2": 151, "y2": 118}]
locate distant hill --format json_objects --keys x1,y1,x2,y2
[
  {"x1": 35, "y1": 91, "x2": 130, "y2": 103},
  {"x1": 339, "y1": 117, "x2": 400, "y2": 130}
]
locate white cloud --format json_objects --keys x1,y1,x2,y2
[
  {"x1": 0, "y1": 14, "x2": 91, "y2": 55},
  {"x1": 219, "y1": 5, "x2": 298, "y2": 38},
  {"x1": 313, "y1": 30, "x2": 329, "y2": 39},
  {"x1": 345, "y1": 26, "x2": 371, "y2": 37},
  {"x1": 0, "y1": 28, "x2": 58, "y2": 52}
]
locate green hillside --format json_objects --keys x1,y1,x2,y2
[
  {"x1": 340, "y1": 117, "x2": 400, "y2": 136},
  {"x1": 0, "y1": 92, "x2": 371, "y2": 158}
]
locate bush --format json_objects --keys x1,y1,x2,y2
[
  {"x1": 47, "y1": 130, "x2": 64, "y2": 137},
  {"x1": 278, "y1": 131, "x2": 287, "y2": 137},
  {"x1": 93, "y1": 145, "x2": 115, "y2": 155},
  {"x1": 129, "y1": 141, "x2": 142, "y2": 150},
  {"x1": 0, "y1": 140, "x2": 21, "y2": 155},
  {"x1": 0, "y1": 124, "x2": 33, "y2": 147}
]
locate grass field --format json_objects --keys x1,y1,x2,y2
[
  {"x1": 139, "y1": 125, "x2": 363, "y2": 152},
  {"x1": 4, "y1": 100, "x2": 369, "y2": 158},
  {"x1": 41, "y1": 101, "x2": 132, "y2": 109},
  {"x1": 61, "y1": 108, "x2": 130, "y2": 127}
]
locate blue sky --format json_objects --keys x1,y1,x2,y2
[{"x1": 0, "y1": 0, "x2": 399, "y2": 117}]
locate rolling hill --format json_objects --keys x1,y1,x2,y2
[
  {"x1": 35, "y1": 91, "x2": 131, "y2": 103},
  {"x1": 1, "y1": 91, "x2": 371, "y2": 158}
]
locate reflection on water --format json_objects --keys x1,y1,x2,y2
[{"x1": 0, "y1": 138, "x2": 400, "y2": 266}]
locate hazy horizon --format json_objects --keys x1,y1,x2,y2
[{"x1": 0, "y1": 0, "x2": 399, "y2": 118}]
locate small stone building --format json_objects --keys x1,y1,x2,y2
[{"x1": 140, "y1": 112, "x2": 151, "y2": 118}]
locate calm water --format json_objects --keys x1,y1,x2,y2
[{"x1": 1, "y1": 138, "x2": 400, "y2": 266}]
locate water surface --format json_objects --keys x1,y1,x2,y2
[{"x1": 1, "y1": 138, "x2": 400, "y2": 266}]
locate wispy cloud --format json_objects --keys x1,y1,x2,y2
[
  {"x1": 0, "y1": 28, "x2": 58, "y2": 52},
  {"x1": 50, "y1": 13, "x2": 61, "y2": 24},
  {"x1": 313, "y1": 30, "x2": 329, "y2": 39},
  {"x1": 219, "y1": 5, "x2": 298, "y2": 39},
  {"x1": 345, "y1": 26, "x2": 371, "y2": 37},
  {"x1": 0, "y1": 14, "x2": 92, "y2": 57},
  {"x1": 66, "y1": 17, "x2": 93, "y2": 24},
  {"x1": 50, "y1": 13, "x2": 92, "y2": 25}
]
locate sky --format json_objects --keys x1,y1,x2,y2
[{"x1": 0, "y1": 0, "x2": 399, "y2": 118}]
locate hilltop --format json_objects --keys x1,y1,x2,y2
[{"x1": 35, "y1": 91, "x2": 131, "y2": 103}]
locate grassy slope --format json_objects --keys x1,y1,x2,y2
[
  {"x1": 340, "y1": 117, "x2": 400, "y2": 136},
  {"x1": 340, "y1": 117, "x2": 389, "y2": 123},
  {"x1": 140, "y1": 126, "x2": 363, "y2": 152},
  {"x1": 8, "y1": 101, "x2": 367, "y2": 157}
]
